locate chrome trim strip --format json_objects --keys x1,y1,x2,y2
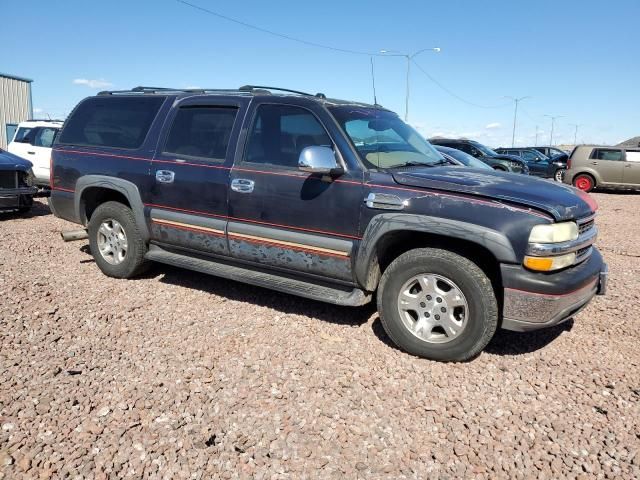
[
  {"x1": 527, "y1": 226, "x2": 598, "y2": 256},
  {"x1": 576, "y1": 213, "x2": 596, "y2": 225}
]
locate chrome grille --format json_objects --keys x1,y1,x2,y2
[
  {"x1": 578, "y1": 219, "x2": 595, "y2": 235},
  {"x1": 0, "y1": 171, "x2": 17, "y2": 189}
]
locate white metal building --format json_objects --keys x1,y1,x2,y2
[{"x1": 0, "y1": 72, "x2": 33, "y2": 149}]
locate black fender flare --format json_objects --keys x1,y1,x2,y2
[
  {"x1": 354, "y1": 213, "x2": 517, "y2": 290},
  {"x1": 75, "y1": 175, "x2": 149, "y2": 240}
]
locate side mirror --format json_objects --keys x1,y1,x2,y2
[{"x1": 298, "y1": 146, "x2": 342, "y2": 175}]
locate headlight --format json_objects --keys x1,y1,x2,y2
[
  {"x1": 24, "y1": 168, "x2": 35, "y2": 187},
  {"x1": 529, "y1": 222, "x2": 578, "y2": 243}
]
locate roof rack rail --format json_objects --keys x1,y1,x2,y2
[
  {"x1": 27, "y1": 118, "x2": 65, "y2": 123},
  {"x1": 239, "y1": 85, "x2": 326, "y2": 99},
  {"x1": 98, "y1": 86, "x2": 251, "y2": 96}
]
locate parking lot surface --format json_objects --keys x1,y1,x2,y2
[{"x1": 1, "y1": 194, "x2": 639, "y2": 479}]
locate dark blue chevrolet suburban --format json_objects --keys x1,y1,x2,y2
[{"x1": 49, "y1": 86, "x2": 607, "y2": 361}]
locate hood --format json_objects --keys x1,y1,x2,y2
[
  {"x1": 489, "y1": 153, "x2": 524, "y2": 163},
  {"x1": 0, "y1": 149, "x2": 32, "y2": 171},
  {"x1": 391, "y1": 167, "x2": 593, "y2": 221}
]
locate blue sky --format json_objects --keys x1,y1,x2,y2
[{"x1": 2, "y1": 0, "x2": 639, "y2": 147}]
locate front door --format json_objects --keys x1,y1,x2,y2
[
  {"x1": 521, "y1": 150, "x2": 549, "y2": 177},
  {"x1": 148, "y1": 99, "x2": 245, "y2": 257},
  {"x1": 623, "y1": 149, "x2": 640, "y2": 185},
  {"x1": 228, "y1": 102, "x2": 362, "y2": 282}
]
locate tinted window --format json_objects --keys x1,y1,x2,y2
[
  {"x1": 164, "y1": 106, "x2": 237, "y2": 161},
  {"x1": 591, "y1": 148, "x2": 623, "y2": 161},
  {"x1": 245, "y1": 105, "x2": 331, "y2": 167},
  {"x1": 58, "y1": 96, "x2": 165, "y2": 149},
  {"x1": 14, "y1": 127, "x2": 33, "y2": 143},
  {"x1": 33, "y1": 127, "x2": 58, "y2": 148},
  {"x1": 521, "y1": 150, "x2": 539, "y2": 161}
]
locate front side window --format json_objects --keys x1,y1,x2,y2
[
  {"x1": 33, "y1": 128, "x2": 58, "y2": 148},
  {"x1": 245, "y1": 104, "x2": 332, "y2": 168},
  {"x1": 13, "y1": 127, "x2": 33, "y2": 144},
  {"x1": 521, "y1": 150, "x2": 540, "y2": 161},
  {"x1": 329, "y1": 106, "x2": 444, "y2": 168},
  {"x1": 58, "y1": 96, "x2": 165, "y2": 149},
  {"x1": 164, "y1": 106, "x2": 238, "y2": 161},
  {"x1": 591, "y1": 148, "x2": 623, "y2": 161}
]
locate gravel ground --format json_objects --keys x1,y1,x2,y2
[{"x1": 1, "y1": 193, "x2": 639, "y2": 479}]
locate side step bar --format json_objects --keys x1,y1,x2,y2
[{"x1": 145, "y1": 245, "x2": 372, "y2": 307}]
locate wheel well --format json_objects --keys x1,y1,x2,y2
[
  {"x1": 367, "y1": 230, "x2": 502, "y2": 297},
  {"x1": 80, "y1": 187, "x2": 131, "y2": 224},
  {"x1": 493, "y1": 166, "x2": 507, "y2": 171}
]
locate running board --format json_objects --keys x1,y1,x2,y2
[{"x1": 145, "y1": 245, "x2": 371, "y2": 307}]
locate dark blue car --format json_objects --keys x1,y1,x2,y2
[
  {"x1": 48, "y1": 86, "x2": 607, "y2": 361},
  {"x1": 0, "y1": 148, "x2": 37, "y2": 213}
]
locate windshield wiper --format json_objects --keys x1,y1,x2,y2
[{"x1": 388, "y1": 160, "x2": 450, "y2": 168}]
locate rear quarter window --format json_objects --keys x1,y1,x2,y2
[
  {"x1": 57, "y1": 96, "x2": 165, "y2": 149},
  {"x1": 590, "y1": 148, "x2": 623, "y2": 161}
]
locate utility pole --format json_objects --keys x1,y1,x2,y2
[
  {"x1": 534, "y1": 125, "x2": 539, "y2": 146},
  {"x1": 569, "y1": 123, "x2": 581, "y2": 146},
  {"x1": 544, "y1": 115, "x2": 564, "y2": 146},
  {"x1": 505, "y1": 96, "x2": 531, "y2": 147},
  {"x1": 380, "y1": 47, "x2": 441, "y2": 122}
]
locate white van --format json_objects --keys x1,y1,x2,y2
[{"x1": 8, "y1": 120, "x2": 63, "y2": 186}]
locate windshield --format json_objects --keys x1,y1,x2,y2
[
  {"x1": 470, "y1": 141, "x2": 499, "y2": 157},
  {"x1": 329, "y1": 106, "x2": 445, "y2": 168}
]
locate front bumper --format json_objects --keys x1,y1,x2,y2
[
  {"x1": 0, "y1": 186, "x2": 38, "y2": 210},
  {"x1": 500, "y1": 248, "x2": 607, "y2": 332}
]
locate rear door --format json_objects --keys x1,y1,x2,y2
[
  {"x1": 227, "y1": 100, "x2": 362, "y2": 282},
  {"x1": 623, "y1": 150, "x2": 640, "y2": 185},
  {"x1": 7, "y1": 126, "x2": 35, "y2": 160},
  {"x1": 589, "y1": 148, "x2": 624, "y2": 183},
  {"x1": 30, "y1": 127, "x2": 59, "y2": 183},
  {"x1": 148, "y1": 97, "x2": 246, "y2": 257}
]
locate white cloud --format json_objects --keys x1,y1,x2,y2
[
  {"x1": 72, "y1": 78, "x2": 113, "y2": 89},
  {"x1": 33, "y1": 108, "x2": 44, "y2": 114},
  {"x1": 485, "y1": 122, "x2": 501, "y2": 129},
  {"x1": 184, "y1": 85, "x2": 202, "y2": 90}
]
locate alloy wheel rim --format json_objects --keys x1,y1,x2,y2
[
  {"x1": 397, "y1": 273, "x2": 469, "y2": 344},
  {"x1": 97, "y1": 218, "x2": 128, "y2": 265},
  {"x1": 555, "y1": 169, "x2": 565, "y2": 182}
]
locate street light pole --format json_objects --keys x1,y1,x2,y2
[
  {"x1": 505, "y1": 96, "x2": 531, "y2": 147},
  {"x1": 534, "y1": 125, "x2": 539, "y2": 146},
  {"x1": 380, "y1": 47, "x2": 441, "y2": 122}
]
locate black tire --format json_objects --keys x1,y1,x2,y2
[
  {"x1": 88, "y1": 201, "x2": 149, "y2": 278},
  {"x1": 377, "y1": 248, "x2": 498, "y2": 362},
  {"x1": 553, "y1": 168, "x2": 566, "y2": 183}
]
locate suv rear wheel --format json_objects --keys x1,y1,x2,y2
[
  {"x1": 88, "y1": 201, "x2": 149, "y2": 278},
  {"x1": 377, "y1": 248, "x2": 498, "y2": 362},
  {"x1": 573, "y1": 173, "x2": 595, "y2": 192}
]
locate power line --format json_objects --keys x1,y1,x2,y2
[
  {"x1": 410, "y1": 60, "x2": 511, "y2": 109},
  {"x1": 176, "y1": 0, "x2": 381, "y2": 56}
]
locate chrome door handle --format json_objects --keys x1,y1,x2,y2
[
  {"x1": 155, "y1": 170, "x2": 175, "y2": 183},
  {"x1": 231, "y1": 178, "x2": 255, "y2": 193},
  {"x1": 27, "y1": 151, "x2": 35, "y2": 155},
  {"x1": 591, "y1": 161, "x2": 599, "y2": 165}
]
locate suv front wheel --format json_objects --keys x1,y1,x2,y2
[
  {"x1": 88, "y1": 201, "x2": 149, "y2": 278},
  {"x1": 377, "y1": 248, "x2": 498, "y2": 362}
]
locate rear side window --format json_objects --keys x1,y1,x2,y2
[
  {"x1": 58, "y1": 96, "x2": 165, "y2": 149},
  {"x1": 33, "y1": 128, "x2": 58, "y2": 148},
  {"x1": 626, "y1": 150, "x2": 640, "y2": 162},
  {"x1": 590, "y1": 148, "x2": 623, "y2": 161},
  {"x1": 163, "y1": 106, "x2": 238, "y2": 161}
]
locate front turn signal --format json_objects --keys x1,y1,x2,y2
[{"x1": 524, "y1": 253, "x2": 576, "y2": 272}]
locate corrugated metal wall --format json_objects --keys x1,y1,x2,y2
[{"x1": 0, "y1": 76, "x2": 32, "y2": 148}]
